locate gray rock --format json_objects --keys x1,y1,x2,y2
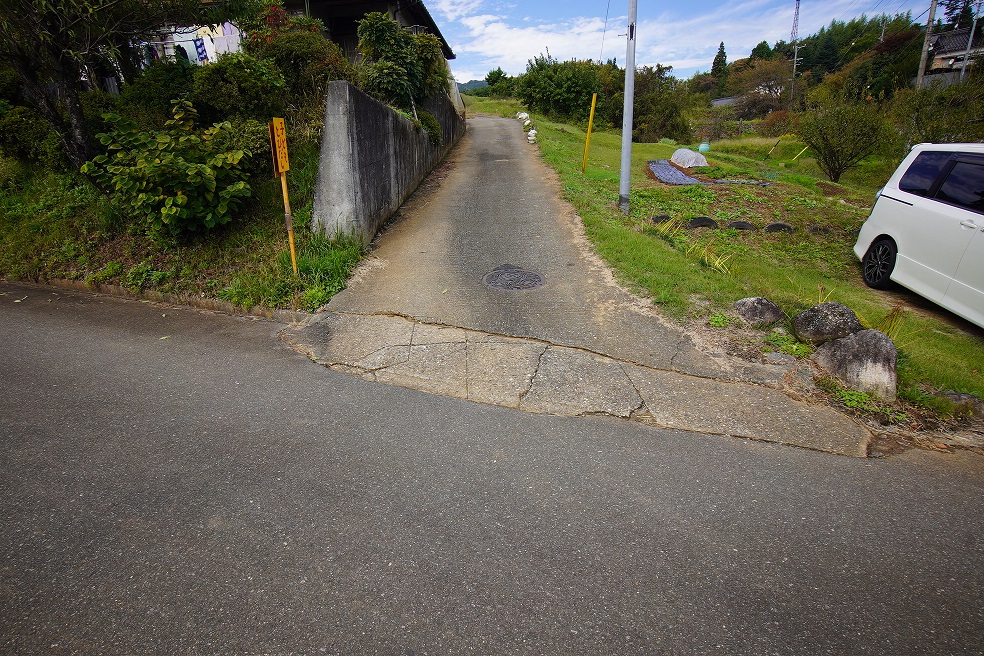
[
  {"x1": 734, "y1": 297, "x2": 787, "y2": 327},
  {"x1": 792, "y1": 302, "x2": 863, "y2": 344},
  {"x1": 812, "y1": 329, "x2": 898, "y2": 402},
  {"x1": 936, "y1": 391, "x2": 984, "y2": 418}
]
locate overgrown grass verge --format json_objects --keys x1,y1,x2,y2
[
  {"x1": 463, "y1": 96, "x2": 984, "y2": 402},
  {"x1": 0, "y1": 140, "x2": 364, "y2": 313}
]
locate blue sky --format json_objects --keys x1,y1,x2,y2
[{"x1": 426, "y1": 0, "x2": 933, "y2": 83}]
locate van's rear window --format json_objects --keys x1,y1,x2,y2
[
  {"x1": 898, "y1": 151, "x2": 953, "y2": 196},
  {"x1": 936, "y1": 161, "x2": 984, "y2": 212}
]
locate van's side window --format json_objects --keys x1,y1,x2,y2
[
  {"x1": 898, "y1": 152, "x2": 953, "y2": 196},
  {"x1": 935, "y1": 161, "x2": 984, "y2": 213}
]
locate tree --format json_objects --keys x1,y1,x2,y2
[
  {"x1": 632, "y1": 64, "x2": 690, "y2": 142},
  {"x1": 798, "y1": 97, "x2": 886, "y2": 182},
  {"x1": 942, "y1": 0, "x2": 974, "y2": 28},
  {"x1": 750, "y1": 40, "x2": 774, "y2": 60},
  {"x1": 711, "y1": 42, "x2": 728, "y2": 96},
  {"x1": 0, "y1": 0, "x2": 247, "y2": 171},
  {"x1": 728, "y1": 59, "x2": 792, "y2": 117},
  {"x1": 485, "y1": 67, "x2": 508, "y2": 87}
]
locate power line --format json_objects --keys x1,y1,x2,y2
[{"x1": 599, "y1": 0, "x2": 612, "y2": 62}]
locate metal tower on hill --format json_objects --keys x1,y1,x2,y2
[{"x1": 790, "y1": 0, "x2": 801, "y2": 109}]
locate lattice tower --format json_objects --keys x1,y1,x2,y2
[{"x1": 791, "y1": 0, "x2": 800, "y2": 43}]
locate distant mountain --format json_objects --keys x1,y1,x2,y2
[{"x1": 457, "y1": 80, "x2": 488, "y2": 91}]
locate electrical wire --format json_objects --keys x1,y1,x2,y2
[{"x1": 599, "y1": 0, "x2": 612, "y2": 62}]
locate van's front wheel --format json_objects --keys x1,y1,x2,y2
[{"x1": 862, "y1": 238, "x2": 897, "y2": 289}]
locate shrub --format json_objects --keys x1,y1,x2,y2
[
  {"x1": 760, "y1": 110, "x2": 795, "y2": 137},
  {"x1": 245, "y1": 12, "x2": 353, "y2": 104},
  {"x1": 0, "y1": 105, "x2": 65, "y2": 167},
  {"x1": 798, "y1": 99, "x2": 886, "y2": 182},
  {"x1": 81, "y1": 99, "x2": 252, "y2": 236},
  {"x1": 191, "y1": 52, "x2": 286, "y2": 124},
  {"x1": 80, "y1": 89, "x2": 119, "y2": 137},
  {"x1": 361, "y1": 60, "x2": 412, "y2": 108},
  {"x1": 215, "y1": 118, "x2": 272, "y2": 173},
  {"x1": 0, "y1": 65, "x2": 22, "y2": 105},
  {"x1": 118, "y1": 60, "x2": 195, "y2": 128},
  {"x1": 417, "y1": 110, "x2": 442, "y2": 147},
  {"x1": 356, "y1": 12, "x2": 450, "y2": 110}
]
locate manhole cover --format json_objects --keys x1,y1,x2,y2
[{"x1": 482, "y1": 265, "x2": 545, "y2": 290}]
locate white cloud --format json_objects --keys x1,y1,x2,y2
[
  {"x1": 430, "y1": 0, "x2": 486, "y2": 22},
  {"x1": 442, "y1": 0, "x2": 926, "y2": 82}
]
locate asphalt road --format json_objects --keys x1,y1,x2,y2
[{"x1": 1, "y1": 282, "x2": 983, "y2": 655}]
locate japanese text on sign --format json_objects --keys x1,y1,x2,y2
[{"x1": 269, "y1": 117, "x2": 289, "y2": 174}]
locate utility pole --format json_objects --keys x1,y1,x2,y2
[
  {"x1": 789, "y1": 0, "x2": 801, "y2": 110},
  {"x1": 960, "y1": 0, "x2": 982, "y2": 81},
  {"x1": 916, "y1": 0, "x2": 939, "y2": 89},
  {"x1": 618, "y1": 0, "x2": 638, "y2": 214}
]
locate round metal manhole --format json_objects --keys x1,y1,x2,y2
[{"x1": 482, "y1": 264, "x2": 545, "y2": 291}]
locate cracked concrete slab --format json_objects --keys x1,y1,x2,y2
[
  {"x1": 375, "y1": 341, "x2": 469, "y2": 398},
  {"x1": 283, "y1": 311, "x2": 872, "y2": 457},
  {"x1": 520, "y1": 346, "x2": 644, "y2": 418},
  {"x1": 624, "y1": 364, "x2": 870, "y2": 457},
  {"x1": 466, "y1": 339, "x2": 544, "y2": 408}
]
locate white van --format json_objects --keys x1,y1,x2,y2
[{"x1": 854, "y1": 143, "x2": 984, "y2": 329}]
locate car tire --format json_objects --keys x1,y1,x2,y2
[{"x1": 861, "y1": 238, "x2": 897, "y2": 289}]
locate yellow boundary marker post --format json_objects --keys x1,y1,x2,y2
[
  {"x1": 792, "y1": 145, "x2": 809, "y2": 162},
  {"x1": 269, "y1": 117, "x2": 298, "y2": 277},
  {"x1": 582, "y1": 93, "x2": 598, "y2": 173}
]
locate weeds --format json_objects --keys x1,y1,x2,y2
[
  {"x1": 708, "y1": 312, "x2": 731, "y2": 328},
  {"x1": 764, "y1": 330, "x2": 813, "y2": 358}
]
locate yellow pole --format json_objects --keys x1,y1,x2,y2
[
  {"x1": 581, "y1": 93, "x2": 598, "y2": 173},
  {"x1": 280, "y1": 173, "x2": 298, "y2": 277},
  {"x1": 792, "y1": 145, "x2": 809, "y2": 161}
]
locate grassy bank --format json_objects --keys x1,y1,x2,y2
[
  {"x1": 464, "y1": 95, "x2": 984, "y2": 403},
  {"x1": 0, "y1": 141, "x2": 362, "y2": 312}
]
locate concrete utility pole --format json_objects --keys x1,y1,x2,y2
[
  {"x1": 960, "y1": 0, "x2": 982, "y2": 81},
  {"x1": 916, "y1": 0, "x2": 939, "y2": 89},
  {"x1": 618, "y1": 0, "x2": 638, "y2": 214}
]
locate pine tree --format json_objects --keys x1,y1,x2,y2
[{"x1": 711, "y1": 42, "x2": 728, "y2": 96}]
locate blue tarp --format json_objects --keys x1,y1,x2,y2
[
  {"x1": 647, "y1": 159, "x2": 703, "y2": 185},
  {"x1": 647, "y1": 160, "x2": 773, "y2": 187}
]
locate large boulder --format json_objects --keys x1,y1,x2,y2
[
  {"x1": 670, "y1": 148, "x2": 708, "y2": 168},
  {"x1": 734, "y1": 297, "x2": 786, "y2": 327},
  {"x1": 792, "y1": 302, "x2": 863, "y2": 344},
  {"x1": 812, "y1": 329, "x2": 898, "y2": 401}
]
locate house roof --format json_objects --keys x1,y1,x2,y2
[{"x1": 930, "y1": 27, "x2": 983, "y2": 55}]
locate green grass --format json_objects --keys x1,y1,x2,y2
[
  {"x1": 0, "y1": 139, "x2": 363, "y2": 312},
  {"x1": 468, "y1": 96, "x2": 984, "y2": 400},
  {"x1": 462, "y1": 94, "x2": 525, "y2": 118}
]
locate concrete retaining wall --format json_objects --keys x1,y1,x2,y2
[{"x1": 312, "y1": 81, "x2": 465, "y2": 242}]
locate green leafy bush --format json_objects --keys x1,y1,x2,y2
[
  {"x1": 417, "y1": 110, "x2": 442, "y2": 147},
  {"x1": 81, "y1": 99, "x2": 252, "y2": 236},
  {"x1": 215, "y1": 118, "x2": 272, "y2": 173},
  {"x1": 356, "y1": 12, "x2": 450, "y2": 110},
  {"x1": 118, "y1": 60, "x2": 195, "y2": 128},
  {"x1": 191, "y1": 52, "x2": 286, "y2": 123},
  {"x1": 248, "y1": 28, "x2": 352, "y2": 103},
  {"x1": 0, "y1": 105, "x2": 65, "y2": 168}
]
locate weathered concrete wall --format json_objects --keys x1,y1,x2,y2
[{"x1": 313, "y1": 81, "x2": 465, "y2": 242}]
